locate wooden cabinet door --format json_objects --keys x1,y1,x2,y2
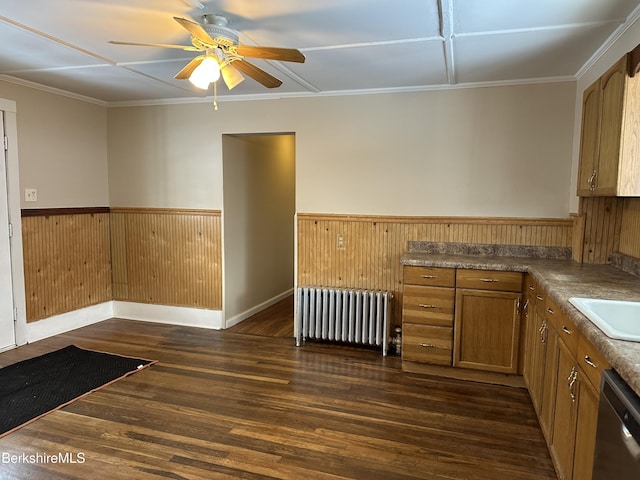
[
  {"x1": 577, "y1": 79, "x2": 602, "y2": 195},
  {"x1": 540, "y1": 321, "x2": 559, "y2": 441},
  {"x1": 550, "y1": 339, "x2": 579, "y2": 480},
  {"x1": 453, "y1": 289, "x2": 521, "y2": 374},
  {"x1": 572, "y1": 378, "x2": 599, "y2": 480},
  {"x1": 528, "y1": 306, "x2": 548, "y2": 413},
  {"x1": 522, "y1": 296, "x2": 534, "y2": 388},
  {"x1": 597, "y1": 56, "x2": 627, "y2": 195}
]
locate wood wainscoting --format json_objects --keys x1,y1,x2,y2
[
  {"x1": 578, "y1": 197, "x2": 625, "y2": 264},
  {"x1": 619, "y1": 197, "x2": 640, "y2": 259},
  {"x1": 297, "y1": 213, "x2": 575, "y2": 326},
  {"x1": 21, "y1": 207, "x2": 223, "y2": 323},
  {"x1": 21, "y1": 208, "x2": 112, "y2": 322},
  {"x1": 110, "y1": 208, "x2": 222, "y2": 310}
]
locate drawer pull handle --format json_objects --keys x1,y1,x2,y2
[
  {"x1": 567, "y1": 367, "x2": 578, "y2": 402},
  {"x1": 480, "y1": 278, "x2": 499, "y2": 283},
  {"x1": 419, "y1": 343, "x2": 436, "y2": 348},
  {"x1": 539, "y1": 321, "x2": 548, "y2": 344},
  {"x1": 420, "y1": 275, "x2": 438, "y2": 279},
  {"x1": 418, "y1": 304, "x2": 437, "y2": 309},
  {"x1": 562, "y1": 326, "x2": 572, "y2": 335},
  {"x1": 584, "y1": 356, "x2": 598, "y2": 369},
  {"x1": 529, "y1": 285, "x2": 535, "y2": 291},
  {"x1": 536, "y1": 295, "x2": 544, "y2": 301},
  {"x1": 547, "y1": 307, "x2": 554, "y2": 315}
]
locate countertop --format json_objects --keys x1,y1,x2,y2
[{"x1": 401, "y1": 252, "x2": 640, "y2": 396}]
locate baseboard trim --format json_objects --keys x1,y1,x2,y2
[
  {"x1": 26, "y1": 302, "x2": 114, "y2": 343},
  {"x1": 225, "y1": 289, "x2": 294, "y2": 329},
  {"x1": 113, "y1": 301, "x2": 223, "y2": 329}
]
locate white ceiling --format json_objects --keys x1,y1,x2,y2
[{"x1": 1, "y1": 0, "x2": 640, "y2": 105}]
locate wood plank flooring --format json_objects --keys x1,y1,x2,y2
[
  {"x1": 228, "y1": 296, "x2": 294, "y2": 338},
  {"x1": 0, "y1": 318, "x2": 557, "y2": 479}
]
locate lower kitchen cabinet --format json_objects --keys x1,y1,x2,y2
[
  {"x1": 401, "y1": 266, "x2": 455, "y2": 367},
  {"x1": 524, "y1": 294, "x2": 548, "y2": 413},
  {"x1": 527, "y1": 286, "x2": 610, "y2": 480},
  {"x1": 539, "y1": 316, "x2": 559, "y2": 439},
  {"x1": 572, "y1": 378, "x2": 599, "y2": 480},
  {"x1": 550, "y1": 338, "x2": 578, "y2": 480},
  {"x1": 453, "y1": 289, "x2": 522, "y2": 374}
]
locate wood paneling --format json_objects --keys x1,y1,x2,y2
[
  {"x1": 110, "y1": 208, "x2": 222, "y2": 310},
  {"x1": 22, "y1": 211, "x2": 112, "y2": 322},
  {"x1": 579, "y1": 197, "x2": 624, "y2": 263},
  {"x1": 619, "y1": 197, "x2": 640, "y2": 258},
  {"x1": 298, "y1": 214, "x2": 574, "y2": 326}
]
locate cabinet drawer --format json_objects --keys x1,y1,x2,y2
[
  {"x1": 578, "y1": 335, "x2": 610, "y2": 391},
  {"x1": 402, "y1": 324, "x2": 453, "y2": 366},
  {"x1": 402, "y1": 284, "x2": 455, "y2": 327},
  {"x1": 455, "y1": 269, "x2": 523, "y2": 292},
  {"x1": 403, "y1": 266, "x2": 455, "y2": 287},
  {"x1": 546, "y1": 296, "x2": 579, "y2": 356}
]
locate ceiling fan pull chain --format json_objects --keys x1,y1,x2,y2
[{"x1": 213, "y1": 81, "x2": 218, "y2": 111}]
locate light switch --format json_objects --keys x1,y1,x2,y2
[{"x1": 25, "y1": 188, "x2": 37, "y2": 202}]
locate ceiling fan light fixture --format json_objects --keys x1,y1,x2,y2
[{"x1": 189, "y1": 56, "x2": 221, "y2": 90}]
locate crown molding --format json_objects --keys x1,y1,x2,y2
[
  {"x1": 0, "y1": 74, "x2": 107, "y2": 107},
  {"x1": 576, "y1": 3, "x2": 640, "y2": 79}
]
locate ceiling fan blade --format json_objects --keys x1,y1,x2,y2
[
  {"x1": 232, "y1": 60, "x2": 283, "y2": 88},
  {"x1": 174, "y1": 16, "x2": 215, "y2": 46},
  {"x1": 236, "y1": 46, "x2": 305, "y2": 63},
  {"x1": 175, "y1": 55, "x2": 205, "y2": 80},
  {"x1": 108, "y1": 40, "x2": 200, "y2": 51},
  {"x1": 221, "y1": 64, "x2": 245, "y2": 90}
]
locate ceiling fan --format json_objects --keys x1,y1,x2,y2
[{"x1": 109, "y1": 14, "x2": 305, "y2": 92}]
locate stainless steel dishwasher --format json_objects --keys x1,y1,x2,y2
[{"x1": 592, "y1": 369, "x2": 640, "y2": 479}]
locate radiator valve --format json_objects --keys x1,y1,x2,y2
[{"x1": 391, "y1": 327, "x2": 402, "y2": 355}]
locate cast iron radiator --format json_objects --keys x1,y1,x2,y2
[{"x1": 295, "y1": 286, "x2": 392, "y2": 356}]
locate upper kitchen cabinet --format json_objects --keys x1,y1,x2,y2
[{"x1": 577, "y1": 53, "x2": 640, "y2": 196}]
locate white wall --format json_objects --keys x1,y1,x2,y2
[
  {"x1": 569, "y1": 16, "x2": 640, "y2": 213},
  {"x1": 107, "y1": 82, "x2": 576, "y2": 218},
  {"x1": 107, "y1": 104, "x2": 221, "y2": 209},
  {"x1": 0, "y1": 81, "x2": 108, "y2": 208},
  {"x1": 222, "y1": 134, "x2": 295, "y2": 323}
]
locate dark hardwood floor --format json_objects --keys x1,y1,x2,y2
[
  {"x1": 0, "y1": 314, "x2": 556, "y2": 479},
  {"x1": 227, "y1": 295, "x2": 294, "y2": 338}
]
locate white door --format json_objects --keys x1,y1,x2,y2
[{"x1": 0, "y1": 112, "x2": 16, "y2": 349}]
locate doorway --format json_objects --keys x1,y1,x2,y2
[
  {"x1": 222, "y1": 133, "x2": 295, "y2": 336},
  {"x1": 0, "y1": 110, "x2": 16, "y2": 350}
]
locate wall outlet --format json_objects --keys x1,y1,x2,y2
[
  {"x1": 337, "y1": 233, "x2": 345, "y2": 249},
  {"x1": 24, "y1": 188, "x2": 38, "y2": 202}
]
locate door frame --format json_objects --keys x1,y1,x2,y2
[{"x1": 1, "y1": 98, "x2": 27, "y2": 348}]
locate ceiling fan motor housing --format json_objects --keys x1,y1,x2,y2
[{"x1": 202, "y1": 14, "x2": 238, "y2": 48}]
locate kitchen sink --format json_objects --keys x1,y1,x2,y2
[{"x1": 569, "y1": 297, "x2": 640, "y2": 342}]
